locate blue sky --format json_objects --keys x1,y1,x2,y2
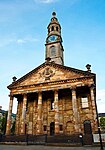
[{"x1": 0, "y1": 0, "x2": 105, "y2": 113}]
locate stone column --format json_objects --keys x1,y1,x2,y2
[
  {"x1": 15, "y1": 100, "x2": 19, "y2": 135},
  {"x1": 47, "y1": 98, "x2": 51, "y2": 135},
  {"x1": 37, "y1": 92, "x2": 42, "y2": 134},
  {"x1": 90, "y1": 85, "x2": 97, "y2": 122},
  {"x1": 54, "y1": 90, "x2": 59, "y2": 134},
  {"x1": 71, "y1": 88, "x2": 79, "y2": 132},
  {"x1": 21, "y1": 94, "x2": 27, "y2": 134},
  {"x1": 6, "y1": 95, "x2": 14, "y2": 135},
  {"x1": 33, "y1": 99, "x2": 37, "y2": 135}
]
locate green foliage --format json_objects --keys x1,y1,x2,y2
[
  {"x1": 0, "y1": 111, "x2": 16, "y2": 135},
  {"x1": 100, "y1": 117, "x2": 105, "y2": 132},
  {"x1": 0, "y1": 112, "x2": 7, "y2": 134}
]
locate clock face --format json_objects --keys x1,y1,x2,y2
[{"x1": 48, "y1": 35, "x2": 57, "y2": 42}]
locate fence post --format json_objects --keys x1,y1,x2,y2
[
  {"x1": 45, "y1": 134, "x2": 47, "y2": 143},
  {"x1": 0, "y1": 134, "x2": 2, "y2": 142},
  {"x1": 79, "y1": 133, "x2": 83, "y2": 146},
  {"x1": 26, "y1": 134, "x2": 28, "y2": 145}
]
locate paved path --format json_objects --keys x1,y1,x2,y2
[{"x1": 0, "y1": 145, "x2": 104, "y2": 150}]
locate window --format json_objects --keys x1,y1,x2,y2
[
  {"x1": 51, "y1": 26, "x2": 54, "y2": 31},
  {"x1": 59, "y1": 125, "x2": 63, "y2": 131},
  {"x1": 50, "y1": 46, "x2": 56, "y2": 56},
  {"x1": 48, "y1": 28, "x2": 50, "y2": 33},
  {"x1": 56, "y1": 26, "x2": 58, "y2": 31},
  {"x1": 81, "y1": 97, "x2": 88, "y2": 108},
  {"x1": 44, "y1": 125, "x2": 47, "y2": 131},
  {"x1": 51, "y1": 99, "x2": 54, "y2": 110}
]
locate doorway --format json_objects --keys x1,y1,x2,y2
[
  {"x1": 84, "y1": 120, "x2": 92, "y2": 134},
  {"x1": 83, "y1": 120, "x2": 93, "y2": 145},
  {"x1": 50, "y1": 122, "x2": 55, "y2": 135}
]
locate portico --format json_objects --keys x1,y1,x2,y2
[{"x1": 6, "y1": 72, "x2": 96, "y2": 136}]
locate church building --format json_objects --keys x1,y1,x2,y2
[{"x1": 6, "y1": 12, "x2": 97, "y2": 136}]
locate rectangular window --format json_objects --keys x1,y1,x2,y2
[
  {"x1": 44, "y1": 125, "x2": 47, "y2": 131},
  {"x1": 59, "y1": 125, "x2": 63, "y2": 131},
  {"x1": 51, "y1": 99, "x2": 54, "y2": 110},
  {"x1": 81, "y1": 97, "x2": 88, "y2": 108}
]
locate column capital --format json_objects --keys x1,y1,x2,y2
[
  {"x1": 54, "y1": 89, "x2": 58, "y2": 94},
  {"x1": 23, "y1": 93, "x2": 27, "y2": 99},
  {"x1": 21, "y1": 93, "x2": 27, "y2": 96},
  {"x1": 38, "y1": 91, "x2": 42, "y2": 94},
  {"x1": 88, "y1": 84, "x2": 96, "y2": 89},
  {"x1": 71, "y1": 86, "x2": 76, "y2": 91},
  {"x1": 8, "y1": 95, "x2": 14, "y2": 99}
]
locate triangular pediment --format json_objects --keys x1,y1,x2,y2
[{"x1": 8, "y1": 62, "x2": 95, "y2": 89}]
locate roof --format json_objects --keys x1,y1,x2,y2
[{"x1": 98, "y1": 113, "x2": 105, "y2": 117}]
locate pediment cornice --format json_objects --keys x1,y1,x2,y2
[{"x1": 8, "y1": 62, "x2": 95, "y2": 90}]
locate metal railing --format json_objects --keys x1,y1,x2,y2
[{"x1": 0, "y1": 133, "x2": 95, "y2": 145}]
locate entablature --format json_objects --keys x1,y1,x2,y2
[{"x1": 10, "y1": 76, "x2": 94, "y2": 96}]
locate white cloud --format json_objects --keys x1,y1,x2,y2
[
  {"x1": 17, "y1": 39, "x2": 26, "y2": 44},
  {"x1": 0, "y1": 36, "x2": 39, "y2": 47},
  {"x1": 16, "y1": 37, "x2": 38, "y2": 44},
  {"x1": 34, "y1": 0, "x2": 58, "y2": 4}
]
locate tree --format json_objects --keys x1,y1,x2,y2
[
  {"x1": 100, "y1": 117, "x2": 105, "y2": 132},
  {"x1": 0, "y1": 112, "x2": 7, "y2": 134}
]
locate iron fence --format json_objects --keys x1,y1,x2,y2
[{"x1": 0, "y1": 133, "x2": 94, "y2": 145}]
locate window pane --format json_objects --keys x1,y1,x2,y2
[
  {"x1": 50, "y1": 46, "x2": 56, "y2": 56},
  {"x1": 81, "y1": 97, "x2": 88, "y2": 108}
]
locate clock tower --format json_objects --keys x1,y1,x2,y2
[{"x1": 45, "y1": 12, "x2": 64, "y2": 65}]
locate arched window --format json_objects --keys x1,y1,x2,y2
[
  {"x1": 50, "y1": 46, "x2": 56, "y2": 56},
  {"x1": 56, "y1": 26, "x2": 58, "y2": 31},
  {"x1": 51, "y1": 26, "x2": 54, "y2": 31}
]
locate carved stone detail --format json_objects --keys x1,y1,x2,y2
[{"x1": 39, "y1": 67, "x2": 55, "y2": 80}]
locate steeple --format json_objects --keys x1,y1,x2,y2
[{"x1": 45, "y1": 12, "x2": 64, "y2": 65}]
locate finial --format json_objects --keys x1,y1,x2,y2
[
  {"x1": 86, "y1": 64, "x2": 91, "y2": 72},
  {"x1": 12, "y1": 76, "x2": 17, "y2": 82},
  {"x1": 52, "y1": 12, "x2": 56, "y2": 17},
  {"x1": 46, "y1": 57, "x2": 51, "y2": 63}
]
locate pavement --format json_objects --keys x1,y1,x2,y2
[{"x1": 0, "y1": 145, "x2": 104, "y2": 150}]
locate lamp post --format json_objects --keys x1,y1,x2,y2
[
  {"x1": 97, "y1": 116, "x2": 104, "y2": 150},
  {"x1": 94, "y1": 89, "x2": 104, "y2": 150}
]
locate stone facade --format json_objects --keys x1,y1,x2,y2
[
  {"x1": 6, "y1": 12, "x2": 97, "y2": 136},
  {"x1": 6, "y1": 63, "x2": 97, "y2": 135}
]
